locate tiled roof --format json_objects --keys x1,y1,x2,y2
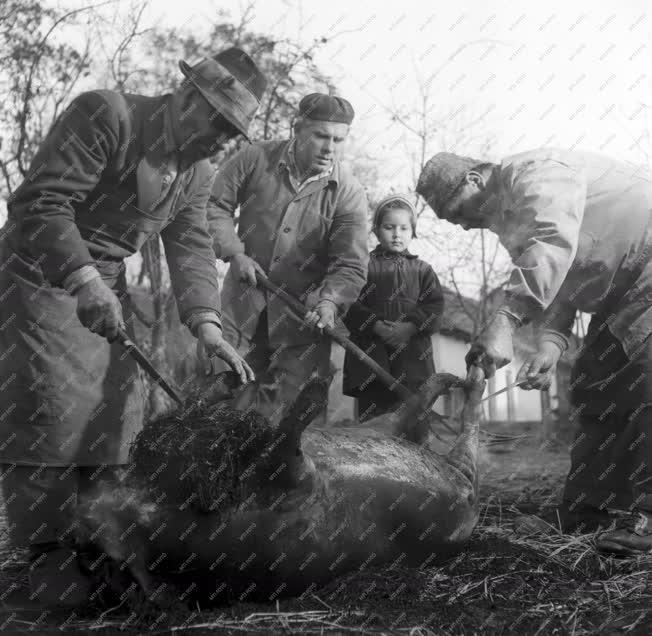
[
  {"x1": 439, "y1": 286, "x2": 539, "y2": 354},
  {"x1": 439, "y1": 287, "x2": 478, "y2": 341}
]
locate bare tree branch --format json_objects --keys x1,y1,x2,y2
[
  {"x1": 15, "y1": 0, "x2": 116, "y2": 176},
  {"x1": 109, "y1": 0, "x2": 152, "y2": 90}
]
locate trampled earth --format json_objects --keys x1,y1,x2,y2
[{"x1": 1, "y1": 422, "x2": 650, "y2": 635}]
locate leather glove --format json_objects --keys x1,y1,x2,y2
[{"x1": 465, "y1": 310, "x2": 518, "y2": 378}]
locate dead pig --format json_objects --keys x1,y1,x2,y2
[{"x1": 76, "y1": 369, "x2": 485, "y2": 605}]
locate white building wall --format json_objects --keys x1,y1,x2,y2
[
  {"x1": 327, "y1": 333, "x2": 549, "y2": 424},
  {"x1": 431, "y1": 333, "x2": 545, "y2": 422}
]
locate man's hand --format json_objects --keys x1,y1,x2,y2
[
  {"x1": 74, "y1": 277, "x2": 125, "y2": 342},
  {"x1": 517, "y1": 340, "x2": 563, "y2": 390},
  {"x1": 304, "y1": 299, "x2": 337, "y2": 331},
  {"x1": 465, "y1": 311, "x2": 517, "y2": 378},
  {"x1": 196, "y1": 323, "x2": 255, "y2": 385},
  {"x1": 376, "y1": 320, "x2": 417, "y2": 348},
  {"x1": 230, "y1": 253, "x2": 263, "y2": 286}
]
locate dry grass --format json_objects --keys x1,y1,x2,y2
[{"x1": 0, "y1": 438, "x2": 650, "y2": 635}]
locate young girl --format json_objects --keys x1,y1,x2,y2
[{"x1": 342, "y1": 194, "x2": 445, "y2": 421}]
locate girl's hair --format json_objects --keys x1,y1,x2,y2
[{"x1": 373, "y1": 194, "x2": 417, "y2": 238}]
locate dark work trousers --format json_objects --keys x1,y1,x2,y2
[
  {"x1": 563, "y1": 318, "x2": 652, "y2": 514},
  {"x1": 0, "y1": 463, "x2": 121, "y2": 554},
  {"x1": 356, "y1": 385, "x2": 403, "y2": 422},
  {"x1": 225, "y1": 309, "x2": 332, "y2": 427}
]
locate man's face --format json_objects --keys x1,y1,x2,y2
[
  {"x1": 293, "y1": 120, "x2": 349, "y2": 175},
  {"x1": 440, "y1": 173, "x2": 493, "y2": 230},
  {"x1": 175, "y1": 88, "x2": 241, "y2": 163}
]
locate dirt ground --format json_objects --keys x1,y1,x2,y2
[{"x1": 0, "y1": 424, "x2": 650, "y2": 635}]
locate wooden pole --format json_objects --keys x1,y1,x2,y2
[{"x1": 255, "y1": 272, "x2": 465, "y2": 400}]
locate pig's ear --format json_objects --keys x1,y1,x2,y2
[{"x1": 279, "y1": 377, "x2": 329, "y2": 434}]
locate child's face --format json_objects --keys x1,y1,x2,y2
[{"x1": 375, "y1": 207, "x2": 413, "y2": 252}]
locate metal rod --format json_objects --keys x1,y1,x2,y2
[
  {"x1": 116, "y1": 328, "x2": 184, "y2": 406},
  {"x1": 255, "y1": 271, "x2": 414, "y2": 400}
]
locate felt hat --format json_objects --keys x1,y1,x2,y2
[
  {"x1": 417, "y1": 152, "x2": 482, "y2": 218},
  {"x1": 298, "y1": 93, "x2": 355, "y2": 124},
  {"x1": 179, "y1": 47, "x2": 267, "y2": 141}
]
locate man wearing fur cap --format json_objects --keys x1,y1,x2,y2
[
  {"x1": 417, "y1": 148, "x2": 652, "y2": 555},
  {"x1": 208, "y1": 93, "x2": 369, "y2": 426}
]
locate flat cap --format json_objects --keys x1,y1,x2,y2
[
  {"x1": 417, "y1": 152, "x2": 482, "y2": 217},
  {"x1": 298, "y1": 93, "x2": 355, "y2": 124}
]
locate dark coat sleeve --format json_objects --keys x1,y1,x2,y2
[
  {"x1": 7, "y1": 91, "x2": 123, "y2": 285},
  {"x1": 342, "y1": 282, "x2": 383, "y2": 337},
  {"x1": 406, "y1": 263, "x2": 444, "y2": 334},
  {"x1": 206, "y1": 144, "x2": 259, "y2": 260},
  {"x1": 316, "y1": 179, "x2": 369, "y2": 312},
  {"x1": 160, "y1": 161, "x2": 222, "y2": 325}
]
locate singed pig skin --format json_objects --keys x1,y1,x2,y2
[{"x1": 77, "y1": 372, "x2": 484, "y2": 604}]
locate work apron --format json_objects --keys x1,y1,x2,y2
[{"x1": 0, "y1": 238, "x2": 145, "y2": 466}]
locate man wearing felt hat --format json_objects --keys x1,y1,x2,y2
[
  {"x1": 208, "y1": 92, "x2": 369, "y2": 426},
  {"x1": 0, "y1": 47, "x2": 266, "y2": 607},
  {"x1": 417, "y1": 148, "x2": 652, "y2": 555}
]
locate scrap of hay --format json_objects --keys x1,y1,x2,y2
[{"x1": 129, "y1": 402, "x2": 280, "y2": 513}]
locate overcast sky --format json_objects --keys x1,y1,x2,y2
[
  {"x1": 47, "y1": 0, "x2": 652, "y2": 176},
  {"x1": 9, "y1": 0, "x2": 652, "y2": 296},
  {"x1": 91, "y1": 0, "x2": 652, "y2": 188}
]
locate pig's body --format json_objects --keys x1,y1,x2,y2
[{"x1": 77, "y1": 372, "x2": 484, "y2": 604}]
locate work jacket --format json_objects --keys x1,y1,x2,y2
[
  {"x1": 208, "y1": 139, "x2": 369, "y2": 347},
  {"x1": 492, "y1": 148, "x2": 652, "y2": 358},
  {"x1": 0, "y1": 89, "x2": 220, "y2": 465}
]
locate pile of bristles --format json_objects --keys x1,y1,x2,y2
[{"x1": 129, "y1": 399, "x2": 280, "y2": 514}]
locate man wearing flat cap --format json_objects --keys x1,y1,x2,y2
[
  {"x1": 0, "y1": 47, "x2": 266, "y2": 606},
  {"x1": 208, "y1": 93, "x2": 369, "y2": 425},
  {"x1": 417, "y1": 148, "x2": 652, "y2": 555}
]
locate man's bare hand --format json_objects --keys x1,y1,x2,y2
[
  {"x1": 75, "y1": 277, "x2": 124, "y2": 342},
  {"x1": 230, "y1": 253, "x2": 263, "y2": 286},
  {"x1": 196, "y1": 323, "x2": 255, "y2": 385},
  {"x1": 517, "y1": 340, "x2": 563, "y2": 390},
  {"x1": 465, "y1": 311, "x2": 517, "y2": 378},
  {"x1": 304, "y1": 299, "x2": 337, "y2": 331}
]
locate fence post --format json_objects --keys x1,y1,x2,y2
[
  {"x1": 540, "y1": 389, "x2": 553, "y2": 440},
  {"x1": 487, "y1": 375, "x2": 497, "y2": 421},
  {"x1": 506, "y1": 369, "x2": 515, "y2": 424}
]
